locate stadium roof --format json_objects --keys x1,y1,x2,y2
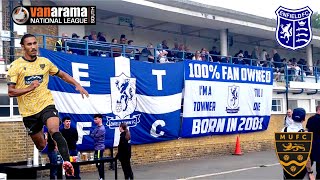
[{"x1": 54, "y1": 0, "x2": 320, "y2": 47}]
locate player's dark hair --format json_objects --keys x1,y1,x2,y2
[{"x1": 20, "y1": 34, "x2": 36, "y2": 45}]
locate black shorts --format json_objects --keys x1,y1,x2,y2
[{"x1": 23, "y1": 105, "x2": 59, "y2": 135}]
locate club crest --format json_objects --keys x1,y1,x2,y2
[
  {"x1": 275, "y1": 132, "x2": 312, "y2": 177},
  {"x1": 40, "y1": 64, "x2": 45, "y2": 70},
  {"x1": 275, "y1": 6, "x2": 313, "y2": 50},
  {"x1": 226, "y1": 85, "x2": 240, "y2": 113},
  {"x1": 107, "y1": 73, "x2": 140, "y2": 129}
]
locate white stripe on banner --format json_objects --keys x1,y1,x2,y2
[
  {"x1": 52, "y1": 91, "x2": 111, "y2": 114},
  {"x1": 52, "y1": 91, "x2": 182, "y2": 114},
  {"x1": 114, "y1": 56, "x2": 131, "y2": 147},
  {"x1": 115, "y1": 56, "x2": 131, "y2": 76}
]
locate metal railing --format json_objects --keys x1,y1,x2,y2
[{"x1": 0, "y1": 33, "x2": 319, "y2": 85}]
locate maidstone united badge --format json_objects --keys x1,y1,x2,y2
[{"x1": 275, "y1": 132, "x2": 312, "y2": 177}]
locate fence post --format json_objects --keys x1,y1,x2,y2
[
  {"x1": 42, "y1": 35, "x2": 47, "y2": 49},
  {"x1": 285, "y1": 65, "x2": 289, "y2": 111},
  {"x1": 154, "y1": 48, "x2": 157, "y2": 63},
  {"x1": 85, "y1": 40, "x2": 89, "y2": 56},
  {"x1": 122, "y1": 44, "x2": 126, "y2": 57}
]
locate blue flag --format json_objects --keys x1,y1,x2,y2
[{"x1": 40, "y1": 48, "x2": 184, "y2": 151}]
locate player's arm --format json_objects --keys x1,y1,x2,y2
[
  {"x1": 8, "y1": 81, "x2": 39, "y2": 97},
  {"x1": 7, "y1": 63, "x2": 40, "y2": 97},
  {"x1": 56, "y1": 70, "x2": 89, "y2": 98},
  {"x1": 47, "y1": 59, "x2": 89, "y2": 98}
]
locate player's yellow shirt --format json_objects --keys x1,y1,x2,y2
[{"x1": 7, "y1": 57, "x2": 60, "y2": 117}]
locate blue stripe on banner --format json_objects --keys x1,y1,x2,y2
[
  {"x1": 181, "y1": 116, "x2": 270, "y2": 138},
  {"x1": 40, "y1": 48, "x2": 116, "y2": 94},
  {"x1": 41, "y1": 48, "x2": 184, "y2": 96},
  {"x1": 130, "y1": 110, "x2": 181, "y2": 145},
  {"x1": 131, "y1": 60, "x2": 184, "y2": 96},
  {"x1": 58, "y1": 110, "x2": 181, "y2": 151},
  {"x1": 184, "y1": 60, "x2": 273, "y2": 85}
]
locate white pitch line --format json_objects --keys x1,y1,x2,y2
[{"x1": 177, "y1": 163, "x2": 280, "y2": 180}]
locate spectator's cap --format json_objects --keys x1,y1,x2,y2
[
  {"x1": 120, "y1": 34, "x2": 126, "y2": 39},
  {"x1": 292, "y1": 108, "x2": 306, "y2": 122},
  {"x1": 128, "y1": 40, "x2": 134, "y2": 44},
  {"x1": 72, "y1": 33, "x2": 80, "y2": 38}
]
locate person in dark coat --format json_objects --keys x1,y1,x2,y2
[{"x1": 116, "y1": 123, "x2": 134, "y2": 180}]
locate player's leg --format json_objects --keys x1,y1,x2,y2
[
  {"x1": 46, "y1": 116, "x2": 74, "y2": 176},
  {"x1": 41, "y1": 105, "x2": 73, "y2": 176},
  {"x1": 23, "y1": 116, "x2": 47, "y2": 150},
  {"x1": 30, "y1": 130, "x2": 47, "y2": 150}
]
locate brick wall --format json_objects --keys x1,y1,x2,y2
[{"x1": 0, "y1": 114, "x2": 289, "y2": 168}]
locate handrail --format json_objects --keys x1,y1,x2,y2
[{"x1": 0, "y1": 33, "x2": 319, "y2": 87}]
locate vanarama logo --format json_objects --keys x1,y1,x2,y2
[{"x1": 12, "y1": 6, "x2": 96, "y2": 25}]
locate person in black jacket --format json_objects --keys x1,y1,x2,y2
[
  {"x1": 116, "y1": 123, "x2": 134, "y2": 180},
  {"x1": 60, "y1": 117, "x2": 81, "y2": 179}
]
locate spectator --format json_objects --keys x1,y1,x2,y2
[
  {"x1": 156, "y1": 43, "x2": 169, "y2": 63},
  {"x1": 260, "y1": 49, "x2": 268, "y2": 61},
  {"x1": 251, "y1": 46, "x2": 260, "y2": 61},
  {"x1": 184, "y1": 46, "x2": 193, "y2": 60},
  {"x1": 233, "y1": 50, "x2": 244, "y2": 64},
  {"x1": 272, "y1": 49, "x2": 281, "y2": 69},
  {"x1": 282, "y1": 108, "x2": 314, "y2": 180},
  {"x1": 90, "y1": 114, "x2": 106, "y2": 180},
  {"x1": 127, "y1": 40, "x2": 140, "y2": 60},
  {"x1": 209, "y1": 46, "x2": 220, "y2": 62},
  {"x1": 111, "y1": 38, "x2": 121, "y2": 57},
  {"x1": 112, "y1": 38, "x2": 118, "y2": 44},
  {"x1": 243, "y1": 51, "x2": 252, "y2": 65},
  {"x1": 176, "y1": 44, "x2": 185, "y2": 60},
  {"x1": 54, "y1": 33, "x2": 69, "y2": 52},
  {"x1": 306, "y1": 105, "x2": 320, "y2": 180},
  {"x1": 88, "y1": 31, "x2": 96, "y2": 40},
  {"x1": 199, "y1": 48, "x2": 212, "y2": 62},
  {"x1": 162, "y1": 40, "x2": 169, "y2": 50},
  {"x1": 120, "y1": 34, "x2": 127, "y2": 44},
  {"x1": 116, "y1": 123, "x2": 134, "y2": 180},
  {"x1": 169, "y1": 42, "x2": 179, "y2": 59},
  {"x1": 284, "y1": 109, "x2": 293, "y2": 127},
  {"x1": 97, "y1": 32, "x2": 106, "y2": 42},
  {"x1": 60, "y1": 117, "x2": 81, "y2": 179},
  {"x1": 192, "y1": 50, "x2": 202, "y2": 61},
  {"x1": 69, "y1": 33, "x2": 82, "y2": 55},
  {"x1": 140, "y1": 43, "x2": 154, "y2": 62}
]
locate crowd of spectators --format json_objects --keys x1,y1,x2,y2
[{"x1": 54, "y1": 31, "x2": 316, "y2": 82}]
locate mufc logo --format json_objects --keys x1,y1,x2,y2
[
  {"x1": 106, "y1": 73, "x2": 140, "y2": 129},
  {"x1": 40, "y1": 64, "x2": 45, "y2": 70},
  {"x1": 275, "y1": 132, "x2": 312, "y2": 177},
  {"x1": 275, "y1": 6, "x2": 313, "y2": 50}
]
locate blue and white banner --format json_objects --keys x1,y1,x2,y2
[
  {"x1": 40, "y1": 48, "x2": 184, "y2": 151},
  {"x1": 181, "y1": 60, "x2": 273, "y2": 138}
]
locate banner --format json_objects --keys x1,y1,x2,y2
[
  {"x1": 40, "y1": 48, "x2": 184, "y2": 151},
  {"x1": 181, "y1": 60, "x2": 273, "y2": 138}
]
